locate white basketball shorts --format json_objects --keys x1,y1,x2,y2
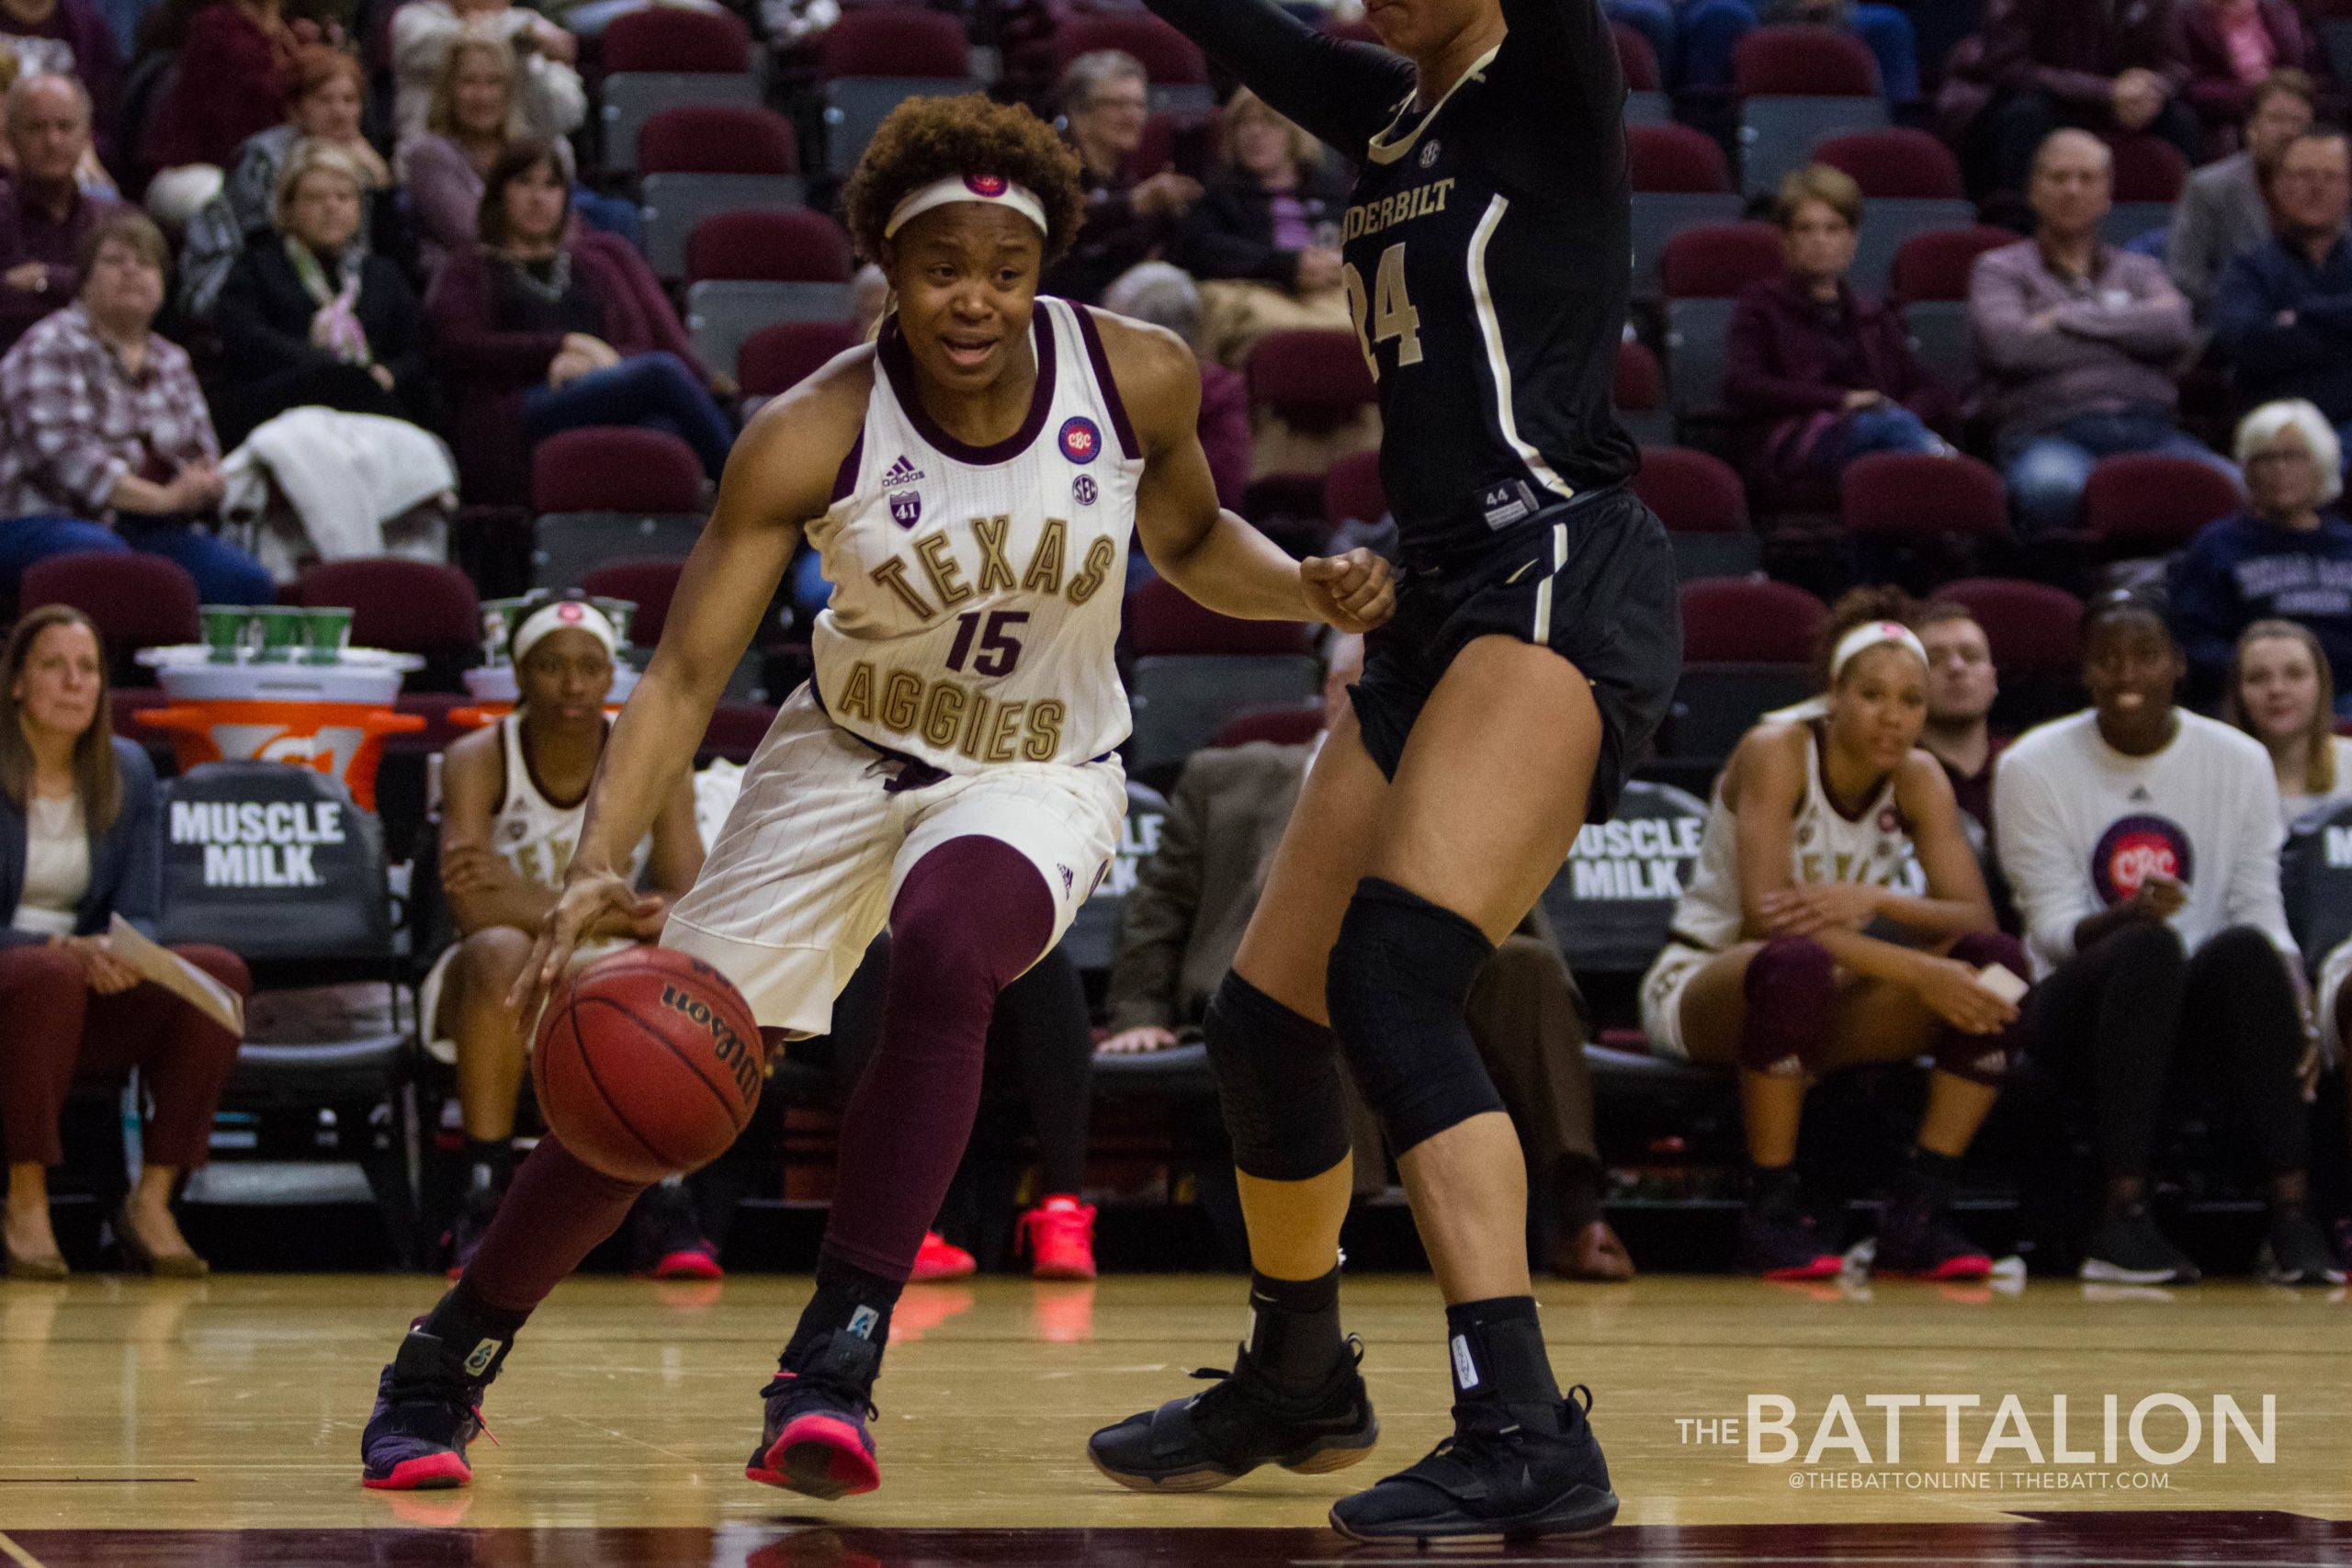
[{"x1": 662, "y1": 685, "x2": 1125, "y2": 1037}]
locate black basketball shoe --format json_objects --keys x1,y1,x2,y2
[
  {"x1": 1088, "y1": 1337, "x2": 1378, "y2": 1492},
  {"x1": 1738, "y1": 1199, "x2": 1843, "y2": 1280},
  {"x1": 2257, "y1": 1206, "x2": 2346, "y2": 1286},
  {"x1": 1328, "y1": 1385, "x2": 1619, "y2": 1542},
  {"x1": 746, "y1": 1327, "x2": 884, "y2": 1499},
  {"x1": 1873, "y1": 1191, "x2": 1992, "y2": 1280},
  {"x1": 2079, "y1": 1204, "x2": 2199, "y2": 1286},
  {"x1": 360, "y1": 1328, "x2": 505, "y2": 1490}
]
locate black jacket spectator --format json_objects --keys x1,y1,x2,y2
[
  {"x1": 1174, "y1": 160, "x2": 1351, "y2": 290},
  {"x1": 211, "y1": 240, "x2": 431, "y2": 441}
]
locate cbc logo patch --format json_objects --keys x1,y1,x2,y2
[
  {"x1": 1060, "y1": 416, "x2": 1102, "y2": 464},
  {"x1": 965, "y1": 174, "x2": 1009, "y2": 197},
  {"x1": 2091, "y1": 813, "x2": 2192, "y2": 905}
]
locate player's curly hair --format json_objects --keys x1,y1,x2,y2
[
  {"x1": 1815, "y1": 584, "x2": 1918, "y2": 691},
  {"x1": 840, "y1": 95, "x2": 1086, "y2": 268}
]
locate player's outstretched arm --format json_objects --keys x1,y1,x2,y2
[
  {"x1": 1114, "y1": 316, "x2": 1395, "y2": 634},
  {"x1": 1139, "y1": 0, "x2": 1410, "y2": 156},
  {"x1": 511, "y1": 356, "x2": 867, "y2": 1015}
]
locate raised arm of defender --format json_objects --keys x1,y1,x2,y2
[{"x1": 509, "y1": 356, "x2": 868, "y2": 1018}]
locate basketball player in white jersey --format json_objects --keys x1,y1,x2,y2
[
  {"x1": 1637, "y1": 590, "x2": 2029, "y2": 1282},
  {"x1": 358, "y1": 94, "x2": 1392, "y2": 1497},
  {"x1": 418, "y1": 598, "x2": 705, "y2": 1274}
]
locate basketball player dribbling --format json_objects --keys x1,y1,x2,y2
[
  {"x1": 1085, "y1": 0, "x2": 1683, "y2": 1542},
  {"x1": 357, "y1": 96, "x2": 1394, "y2": 1497}
]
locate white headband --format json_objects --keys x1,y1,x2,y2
[
  {"x1": 884, "y1": 175, "x2": 1048, "y2": 241},
  {"x1": 1831, "y1": 620, "x2": 1929, "y2": 683},
  {"x1": 514, "y1": 599, "x2": 618, "y2": 666}
]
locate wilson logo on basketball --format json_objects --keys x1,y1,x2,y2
[
  {"x1": 2092, "y1": 814, "x2": 2193, "y2": 906},
  {"x1": 662, "y1": 982, "x2": 761, "y2": 1101}
]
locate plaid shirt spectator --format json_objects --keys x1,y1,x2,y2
[{"x1": 0, "y1": 301, "x2": 218, "y2": 519}]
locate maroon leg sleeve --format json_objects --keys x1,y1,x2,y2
[
  {"x1": 818, "y1": 836, "x2": 1056, "y2": 1282},
  {"x1": 0, "y1": 943, "x2": 94, "y2": 1168},
  {"x1": 461, "y1": 1134, "x2": 649, "y2": 1317}
]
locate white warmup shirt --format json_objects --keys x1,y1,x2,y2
[{"x1": 1992, "y1": 709, "x2": 2295, "y2": 979}]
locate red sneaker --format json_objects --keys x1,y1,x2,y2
[
  {"x1": 910, "y1": 1230, "x2": 976, "y2": 1281},
  {"x1": 1020, "y1": 1196, "x2": 1097, "y2": 1280}
]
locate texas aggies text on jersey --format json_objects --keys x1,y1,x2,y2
[{"x1": 807, "y1": 297, "x2": 1142, "y2": 774}]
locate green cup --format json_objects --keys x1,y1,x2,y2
[
  {"x1": 252, "y1": 605, "x2": 307, "y2": 662},
  {"x1": 198, "y1": 605, "x2": 250, "y2": 663},
  {"x1": 589, "y1": 595, "x2": 636, "y2": 649},
  {"x1": 481, "y1": 596, "x2": 536, "y2": 665},
  {"x1": 301, "y1": 605, "x2": 353, "y2": 664}
]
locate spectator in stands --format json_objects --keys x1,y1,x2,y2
[
  {"x1": 390, "y1": 0, "x2": 581, "y2": 157},
  {"x1": 1912, "y1": 600, "x2": 2004, "y2": 832},
  {"x1": 848, "y1": 261, "x2": 887, "y2": 338},
  {"x1": 0, "y1": 75, "x2": 115, "y2": 354},
  {"x1": 1967, "y1": 0, "x2": 2200, "y2": 198},
  {"x1": 1971, "y1": 130, "x2": 2225, "y2": 537},
  {"x1": 398, "y1": 36, "x2": 514, "y2": 278},
  {"x1": 2211, "y1": 131, "x2": 2352, "y2": 438},
  {"x1": 1724, "y1": 164, "x2": 1950, "y2": 506},
  {"x1": 426, "y1": 139, "x2": 735, "y2": 499},
  {"x1": 2171, "y1": 400, "x2": 2352, "y2": 705},
  {"x1": 1639, "y1": 588, "x2": 2027, "y2": 1281},
  {"x1": 0, "y1": 211, "x2": 273, "y2": 602},
  {"x1": 141, "y1": 0, "x2": 316, "y2": 214},
  {"x1": 1679, "y1": 0, "x2": 1920, "y2": 107},
  {"x1": 2181, "y1": 0, "x2": 2317, "y2": 150},
  {"x1": 1102, "y1": 636, "x2": 1636, "y2": 1280},
  {"x1": 1172, "y1": 89, "x2": 1348, "y2": 360},
  {"x1": 2167, "y1": 69, "x2": 2314, "y2": 323},
  {"x1": 1995, "y1": 588, "x2": 2336, "y2": 1284},
  {"x1": 0, "y1": 605, "x2": 250, "y2": 1280},
  {"x1": 1043, "y1": 49, "x2": 1199, "y2": 304},
  {"x1": 1102, "y1": 261, "x2": 1249, "y2": 516},
  {"x1": 206, "y1": 139, "x2": 432, "y2": 446},
  {"x1": 0, "y1": 0, "x2": 119, "y2": 167},
  {"x1": 421, "y1": 597, "x2": 706, "y2": 1271},
  {"x1": 2226, "y1": 618, "x2": 2352, "y2": 821},
  {"x1": 179, "y1": 46, "x2": 398, "y2": 322}
]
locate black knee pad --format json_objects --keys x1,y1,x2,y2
[
  {"x1": 1325, "y1": 878, "x2": 1505, "y2": 1158},
  {"x1": 1202, "y1": 972, "x2": 1351, "y2": 1182}
]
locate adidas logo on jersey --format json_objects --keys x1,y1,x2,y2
[{"x1": 883, "y1": 455, "x2": 927, "y2": 487}]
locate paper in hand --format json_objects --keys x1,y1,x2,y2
[
  {"x1": 1975, "y1": 963, "x2": 2029, "y2": 1006},
  {"x1": 107, "y1": 914, "x2": 245, "y2": 1036}
]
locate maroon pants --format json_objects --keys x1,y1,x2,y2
[{"x1": 0, "y1": 940, "x2": 250, "y2": 1169}]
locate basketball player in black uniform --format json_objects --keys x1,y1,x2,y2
[{"x1": 1085, "y1": 0, "x2": 1679, "y2": 1543}]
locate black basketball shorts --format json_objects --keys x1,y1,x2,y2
[{"x1": 1347, "y1": 485, "x2": 1681, "y2": 825}]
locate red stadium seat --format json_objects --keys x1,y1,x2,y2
[
  {"x1": 24, "y1": 550, "x2": 199, "y2": 660},
  {"x1": 1322, "y1": 449, "x2": 1385, "y2": 526},
  {"x1": 1841, "y1": 453, "x2": 2010, "y2": 539},
  {"x1": 1128, "y1": 576, "x2": 1310, "y2": 657},
  {"x1": 1246, "y1": 330, "x2": 1377, "y2": 432},
  {"x1": 738, "y1": 320, "x2": 860, "y2": 396},
  {"x1": 532, "y1": 428, "x2": 705, "y2": 515},
  {"x1": 1680, "y1": 577, "x2": 1826, "y2": 662},
  {"x1": 2104, "y1": 133, "x2": 2189, "y2": 201},
  {"x1": 1731, "y1": 26, "x2": 1878, "y2": 96},
  {"x1": 820, "y1": 8, "x2": 970, "y2": 77},
  {"x1": 1628, "y1": 123, "x2": 1733, "y2": 194},
  {"x1": 2081, "y1": 454, "x2": 2242, "y2": 550},
  {"x1": 1134, "y1": 107, "x2": 1218, "y2": 179},
  {"x1": 1614, "y1": 340, "x2": 1665, "y2": 412},
  {"x1": 637, "y1": 105, "x2": 797, "y2": 175},
  {"x1": 703, "y1": 700, "x2": 778, "y2": 762},
  {"x1": 1930, "y1": 578, "x2": 2086, "y2": 675},
  {"x1": 1812, "y1": 129, "x2": 1962, "y2": 198},
  {"x1": 1888, "y1": 226, "x2": 2018, "y2": 301},
  {"x1": 298, "y1": 559, "x2": 481, "y2": 657},
  {"x1": 603, "y1": 6, "x2": 750, "y2": 72},
  {"x1": 580, "y1": 558, "x2": 686, "y2": 647},
  {"x1": 1612, "y1": 20, "x2": 1660, "y2": 90},
  {"x1": 1212, "y1": 705, "x2": 1325, "y2": 748},
  {"x1": 684, "y1": 209, "x2": 853, "y2": 284},
  {"x1": 1633, "y1": 446, "x2": 1749, "y2": 535},
  {"x1": 1659, "y1": 222, "x2": 1782, "y2": 298},
  {"x1": 1052, "y1": 13, "x2": 1208, "y2": 85}
]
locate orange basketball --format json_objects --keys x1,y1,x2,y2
[{"x1": 532, "y1": 947, "x2": 765, "y2": 1184}]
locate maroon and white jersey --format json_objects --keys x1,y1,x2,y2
[{"x1": 806, "y1": 296, "x2": 1142, "y2": 774}]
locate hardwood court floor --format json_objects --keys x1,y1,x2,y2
[{"x1": 1, "y1": 1272, "x2": 2348, "y2": 1550}]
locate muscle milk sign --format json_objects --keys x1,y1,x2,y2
[
  {"x1": 1542, "y1": 781, "x2": 1708, "y2": 972},
  {"x1": 170, "y1": 798, "x2": 347, "y2": 887}
]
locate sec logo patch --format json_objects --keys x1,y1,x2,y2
[
  {"x1": 2091, "y1": 813, "x2": 2192, "y2": 905},
  {"x1": 1060, "y1": 416, "x2": 1101, "y2": 464}
]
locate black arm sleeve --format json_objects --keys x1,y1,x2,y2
[
  {"x1": 1496, "y1": 0, "x2": 1624, "y2": 138},
  {"x1": 1141, "y1": 0, "x2": 1414, "y2": 156}
]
